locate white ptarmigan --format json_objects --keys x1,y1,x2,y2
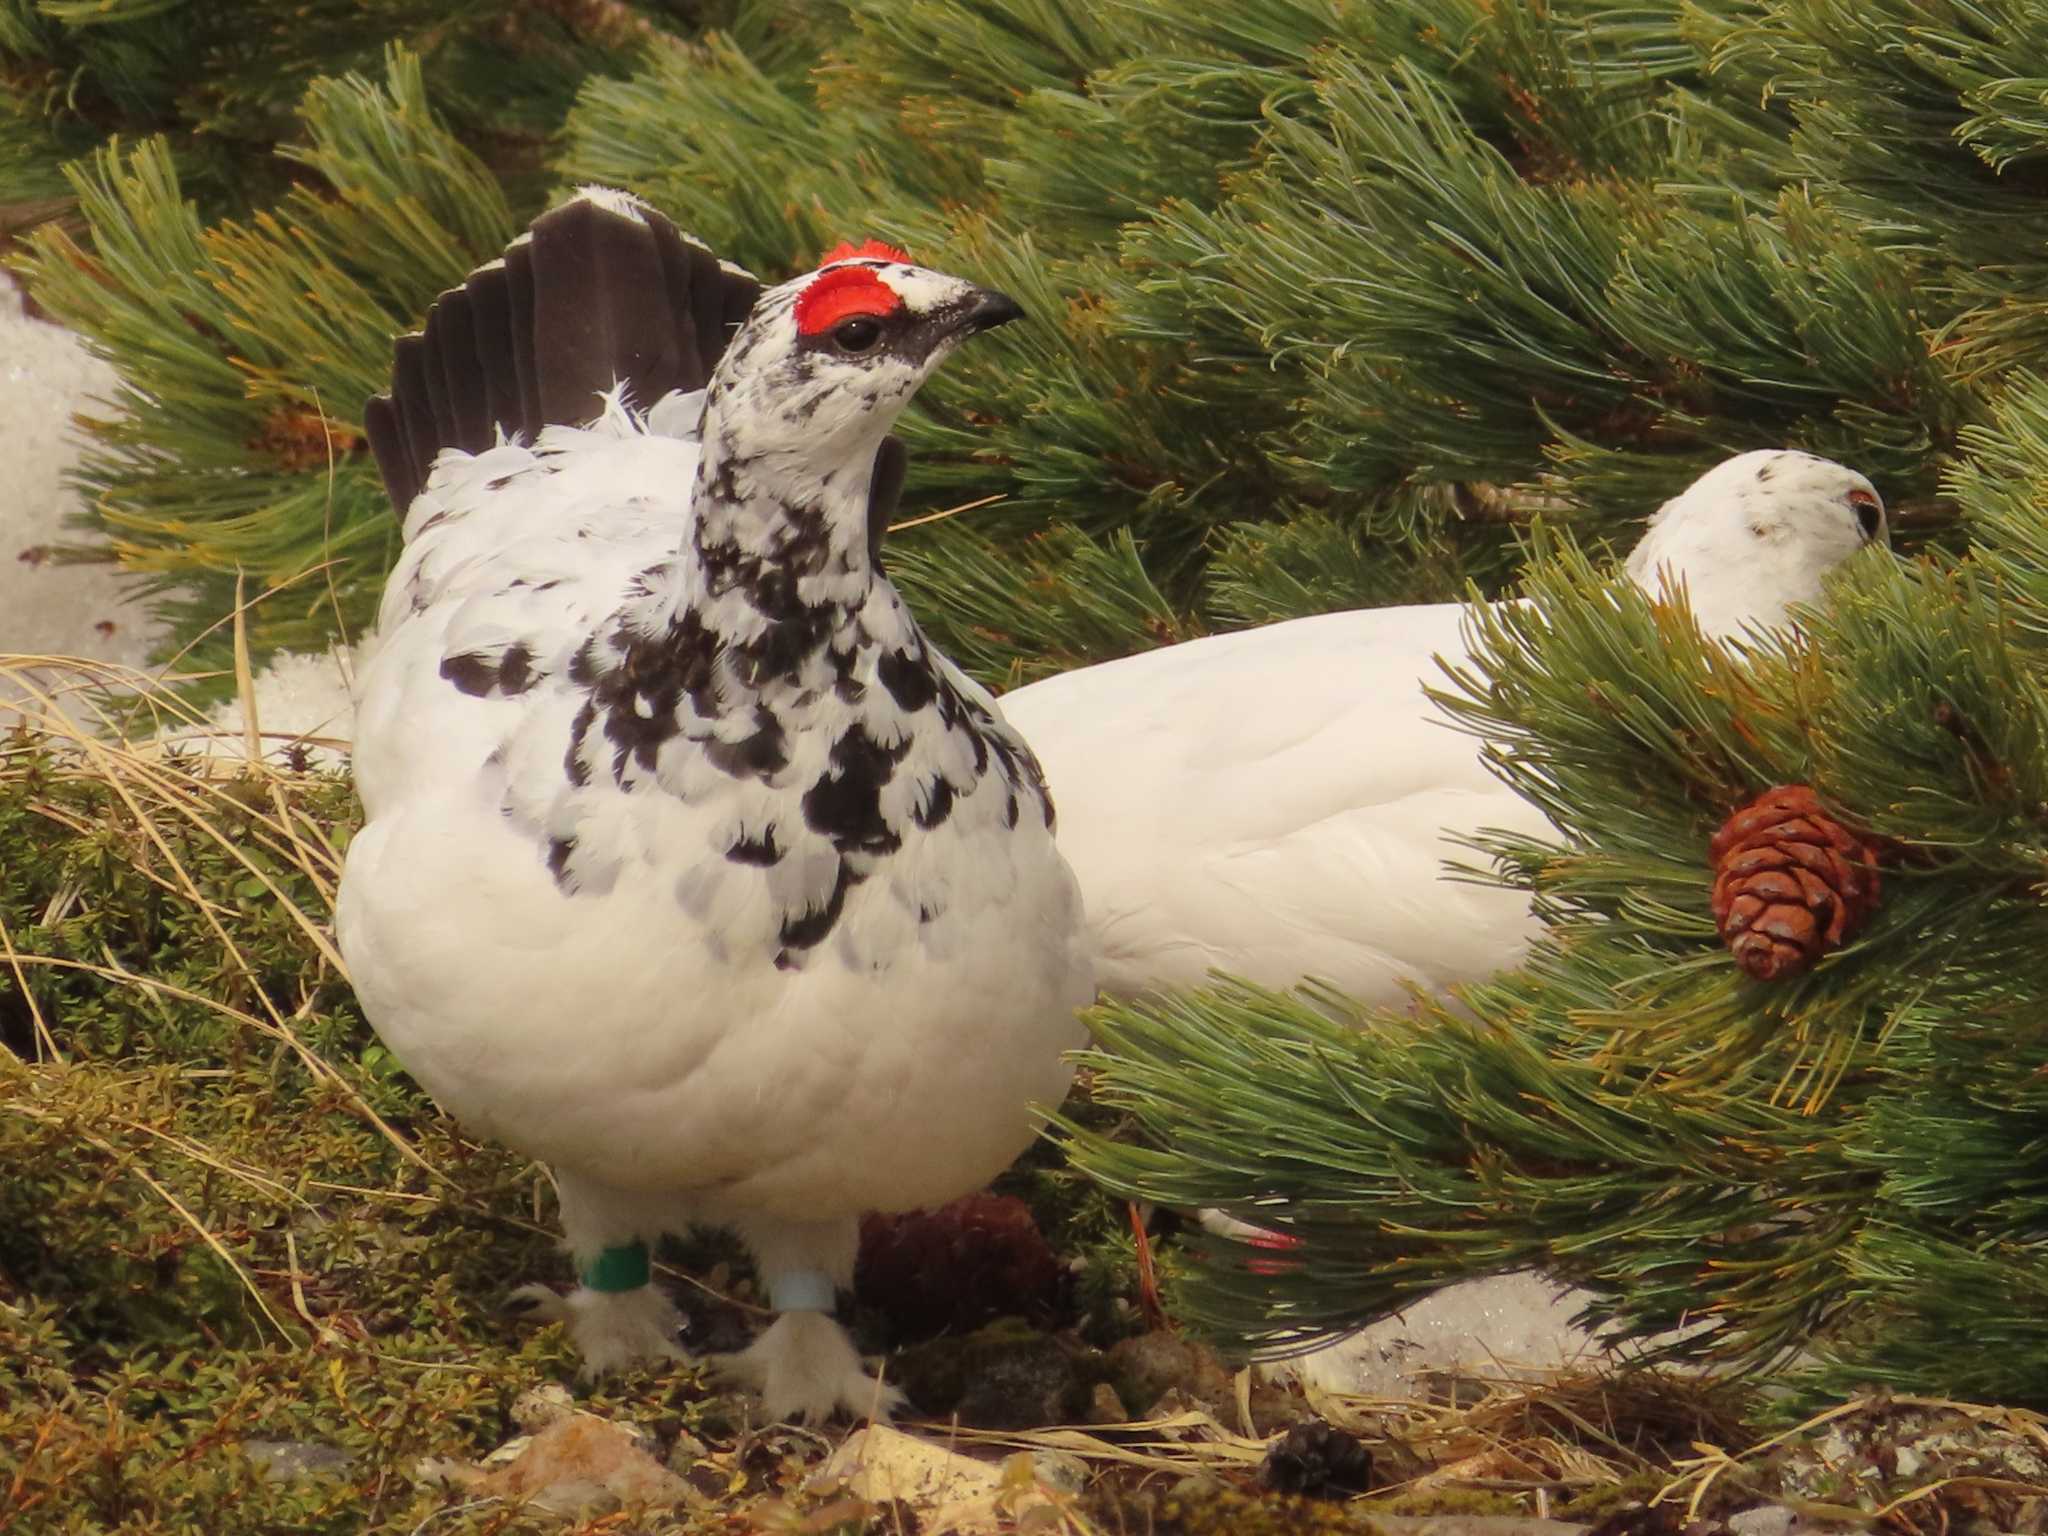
[
  {"x1": 998, "y1": 451, "x2": 1888, "y2": 1006},
  {"x1": 335, "y1": 191, "x2": 1092, "y2": 1423}
]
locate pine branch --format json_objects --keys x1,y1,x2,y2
[
  {"x1": 891, "y1": 522, "x2": 1198, "y2": 684},
  {"x1": 1202, "y1": 501, "x2": 1489, "y2": 628}
]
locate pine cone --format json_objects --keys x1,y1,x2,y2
[
  {"x1": 1260, "y1": 1418, "x2": 1375, "y2": 1500},
  {"x1": 1709, "y1": 785, "x2": 1882, "y2": 980}
]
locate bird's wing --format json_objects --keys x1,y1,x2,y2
[
  {"x1": 1000, "y1": 605, "x2": 1553, "y2": 1004},
  {"x1": 349, "y1": 410, "x2": 697, "y2": 819}
]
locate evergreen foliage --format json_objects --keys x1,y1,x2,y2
[
  {"x1": 0, "y1": 0, "x2": 656, "y2": 218},
  {"x1": 10, "y1": 0, "x2": 2001, "y2": 679},
  {"x1": 19, "y1": 51, "x2": 515, "y2": 669}
]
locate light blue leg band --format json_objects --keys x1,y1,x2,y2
[{"x1": 768, "y1": 1270, "x2": 835, "y2": 1312}]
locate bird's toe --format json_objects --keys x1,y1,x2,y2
[
  {"x1": 503, "y1": 1282, "x2": 572, "y2": 1323},
  {"x1": 507, "y1": 1282, "x2": 689, "y2": 1376},
  {"x1": 715, "y1": 1310, "x2": 902, "y2": 1424}
]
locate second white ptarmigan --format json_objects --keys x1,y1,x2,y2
[
  {"x1": 335, "y1": 191, "x2": 1093, "y2": 1423},
  {"x1": 999, "y1": 450, "x2": 1888, "y2": 1005}
]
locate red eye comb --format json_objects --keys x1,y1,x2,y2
[
  {"x1": 818, "y1": 239, "x2": 913, "y2": 267},
  {"x1": 795, "y1": 263, "x2": 904, "y2": 336}
]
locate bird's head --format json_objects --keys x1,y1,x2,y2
[
  {"x1": 701, "y1": 239, "x2": 1020, "y2": 473},
  {"x1": 1625, "y1": 449, "x2": 1888, "y2": 639}
]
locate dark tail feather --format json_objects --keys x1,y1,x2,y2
[
  {"x1": 464, "y1": 260, "x2": 524, "y2": 438},
  {"x1": 364, "y1": 191, "x2": 763, "y2": 514},
  {"x1": 500, "y1": 235, "x2": 543, "y2": 439}
]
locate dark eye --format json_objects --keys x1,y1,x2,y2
[
  {"x1": 832, "y1": 316, "x2": 884, "y2": 354},
  {"x1": 1848, "y1": 487, "x2": 1884, "y2": 540}
]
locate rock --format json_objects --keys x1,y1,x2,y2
[
  {"x1": 0, "y1": 272, "x2": 166, "y2": 711},
  {"x1": 1255, "y1": 1272, "x2": 1615, "y2": 1400},
  {"x1": 422, "y1": 1415, "x2": 697, "y2": 1516},
  {"x1": 509, "y1": 1382, "x2": 577, "y2": 1433},
  {"x1": 1031, "y1": 1450, "x2": 1091, "y2": 1495},
  {"x1": 242, "y1": 1440, "x2": 352, "y2": 1483},
  {"x1": 1107, "y1": 1330, "x2": 1236, "y2": 1420},
  {"x1": 1726, "y1": 1507, "x2": 1803, "y2": 1536},
  {"x1": 892, "y1": 1317, "x2": 1106, "y2": 1428},
  {"x1": 1768, "y1": 1397, "x2": 2048, "y2": 1530},
  {"x1": 1086, "y1": 1381, "x2": 1129, "y2": 1424},
  {"x1": 825, "y1": 1424, "x2": 1002, "y2": 1507},
  {"x1": 823, "y1": 1425, "x2": 1060, "y2": 1534}
]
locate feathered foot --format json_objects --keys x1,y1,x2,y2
[
  {"x1": 506, "y1": 1281, "x2": 688, "y2": 1377},
  {"x1": 711, "y1": 1311, "x2": 906, "y2": 1425}
]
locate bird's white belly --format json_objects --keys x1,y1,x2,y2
[{"x1": 337, "y1": 794, "x2": 1088, "y2": 1217}]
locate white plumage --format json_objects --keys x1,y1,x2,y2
[
  {"x1": 336, "y1": 195, "x2": 1091, "y2": 1422},
  {"x1": 1000, "y1": 449, "x2": 1888, "y2": 1006}
]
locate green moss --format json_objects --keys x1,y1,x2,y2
[
  {"x1": 0, "y1": 741, "x2": 665, "y2": 1530},
  {"x1": 1089, "y1": 1477, "x2": 1387, "y2": 1534},
  {"x1": 1372, "y1": 1487, "x2": 1531, "y2": 1518},
  {"x1": 1555, "y1": 1473, "x2": 1684, "y2": 1520}
]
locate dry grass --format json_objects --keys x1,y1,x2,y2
[{"x1": 0, "y1": 650, "x2": 402, "y2": 1148}]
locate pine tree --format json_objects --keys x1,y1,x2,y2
[
  {"x1": 1066, "y1": 485, "x2": 2048, "y2": 1408},
  {"x1": 15, "y1": 0, "x2": 2048, "y2": 1408},
  {"x1": 16, "y1": 0, "x2": 1974, "y2": 680},
  {"x1": 0, "y1": 0, "x2": 662, "y2": 216}
]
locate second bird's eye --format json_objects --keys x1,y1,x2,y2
[{"x1": 832, "y1": 316, "x2": 884, "y2": 354}]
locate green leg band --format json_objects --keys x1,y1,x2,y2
[{"x1": 578, "y1": 1241, "x2": 651, "y2": 1293}]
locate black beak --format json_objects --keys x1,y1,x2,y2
[
  {"x1": 965, "y1": 287, "x2": 1024, "y2": 333},
  {"x1": 939, "y1": 286, "x2": 1024, "y2": 341}
]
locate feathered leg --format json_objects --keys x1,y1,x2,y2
[
  {"x1": 714, "y1": 1214, "x2": 905, "y2": 1424},
  {"x1": 507, "y1": 1170, "x2": 687, "y2": 1375}
]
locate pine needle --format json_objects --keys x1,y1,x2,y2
[{"x1": 888, "y1": 491, "x2": 1008, "y2": 533}]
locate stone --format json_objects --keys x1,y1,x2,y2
[
  {"x1": 242, "y1": 1440, "x2": 352, "y2": 1483},
  {"x1": 423, "y1": 1414, "x2": 697, "y2": 1516}
]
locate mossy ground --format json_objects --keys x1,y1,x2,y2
[{"x1": 0, "y1": 700, "x2": 595, "y2": 1532}]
